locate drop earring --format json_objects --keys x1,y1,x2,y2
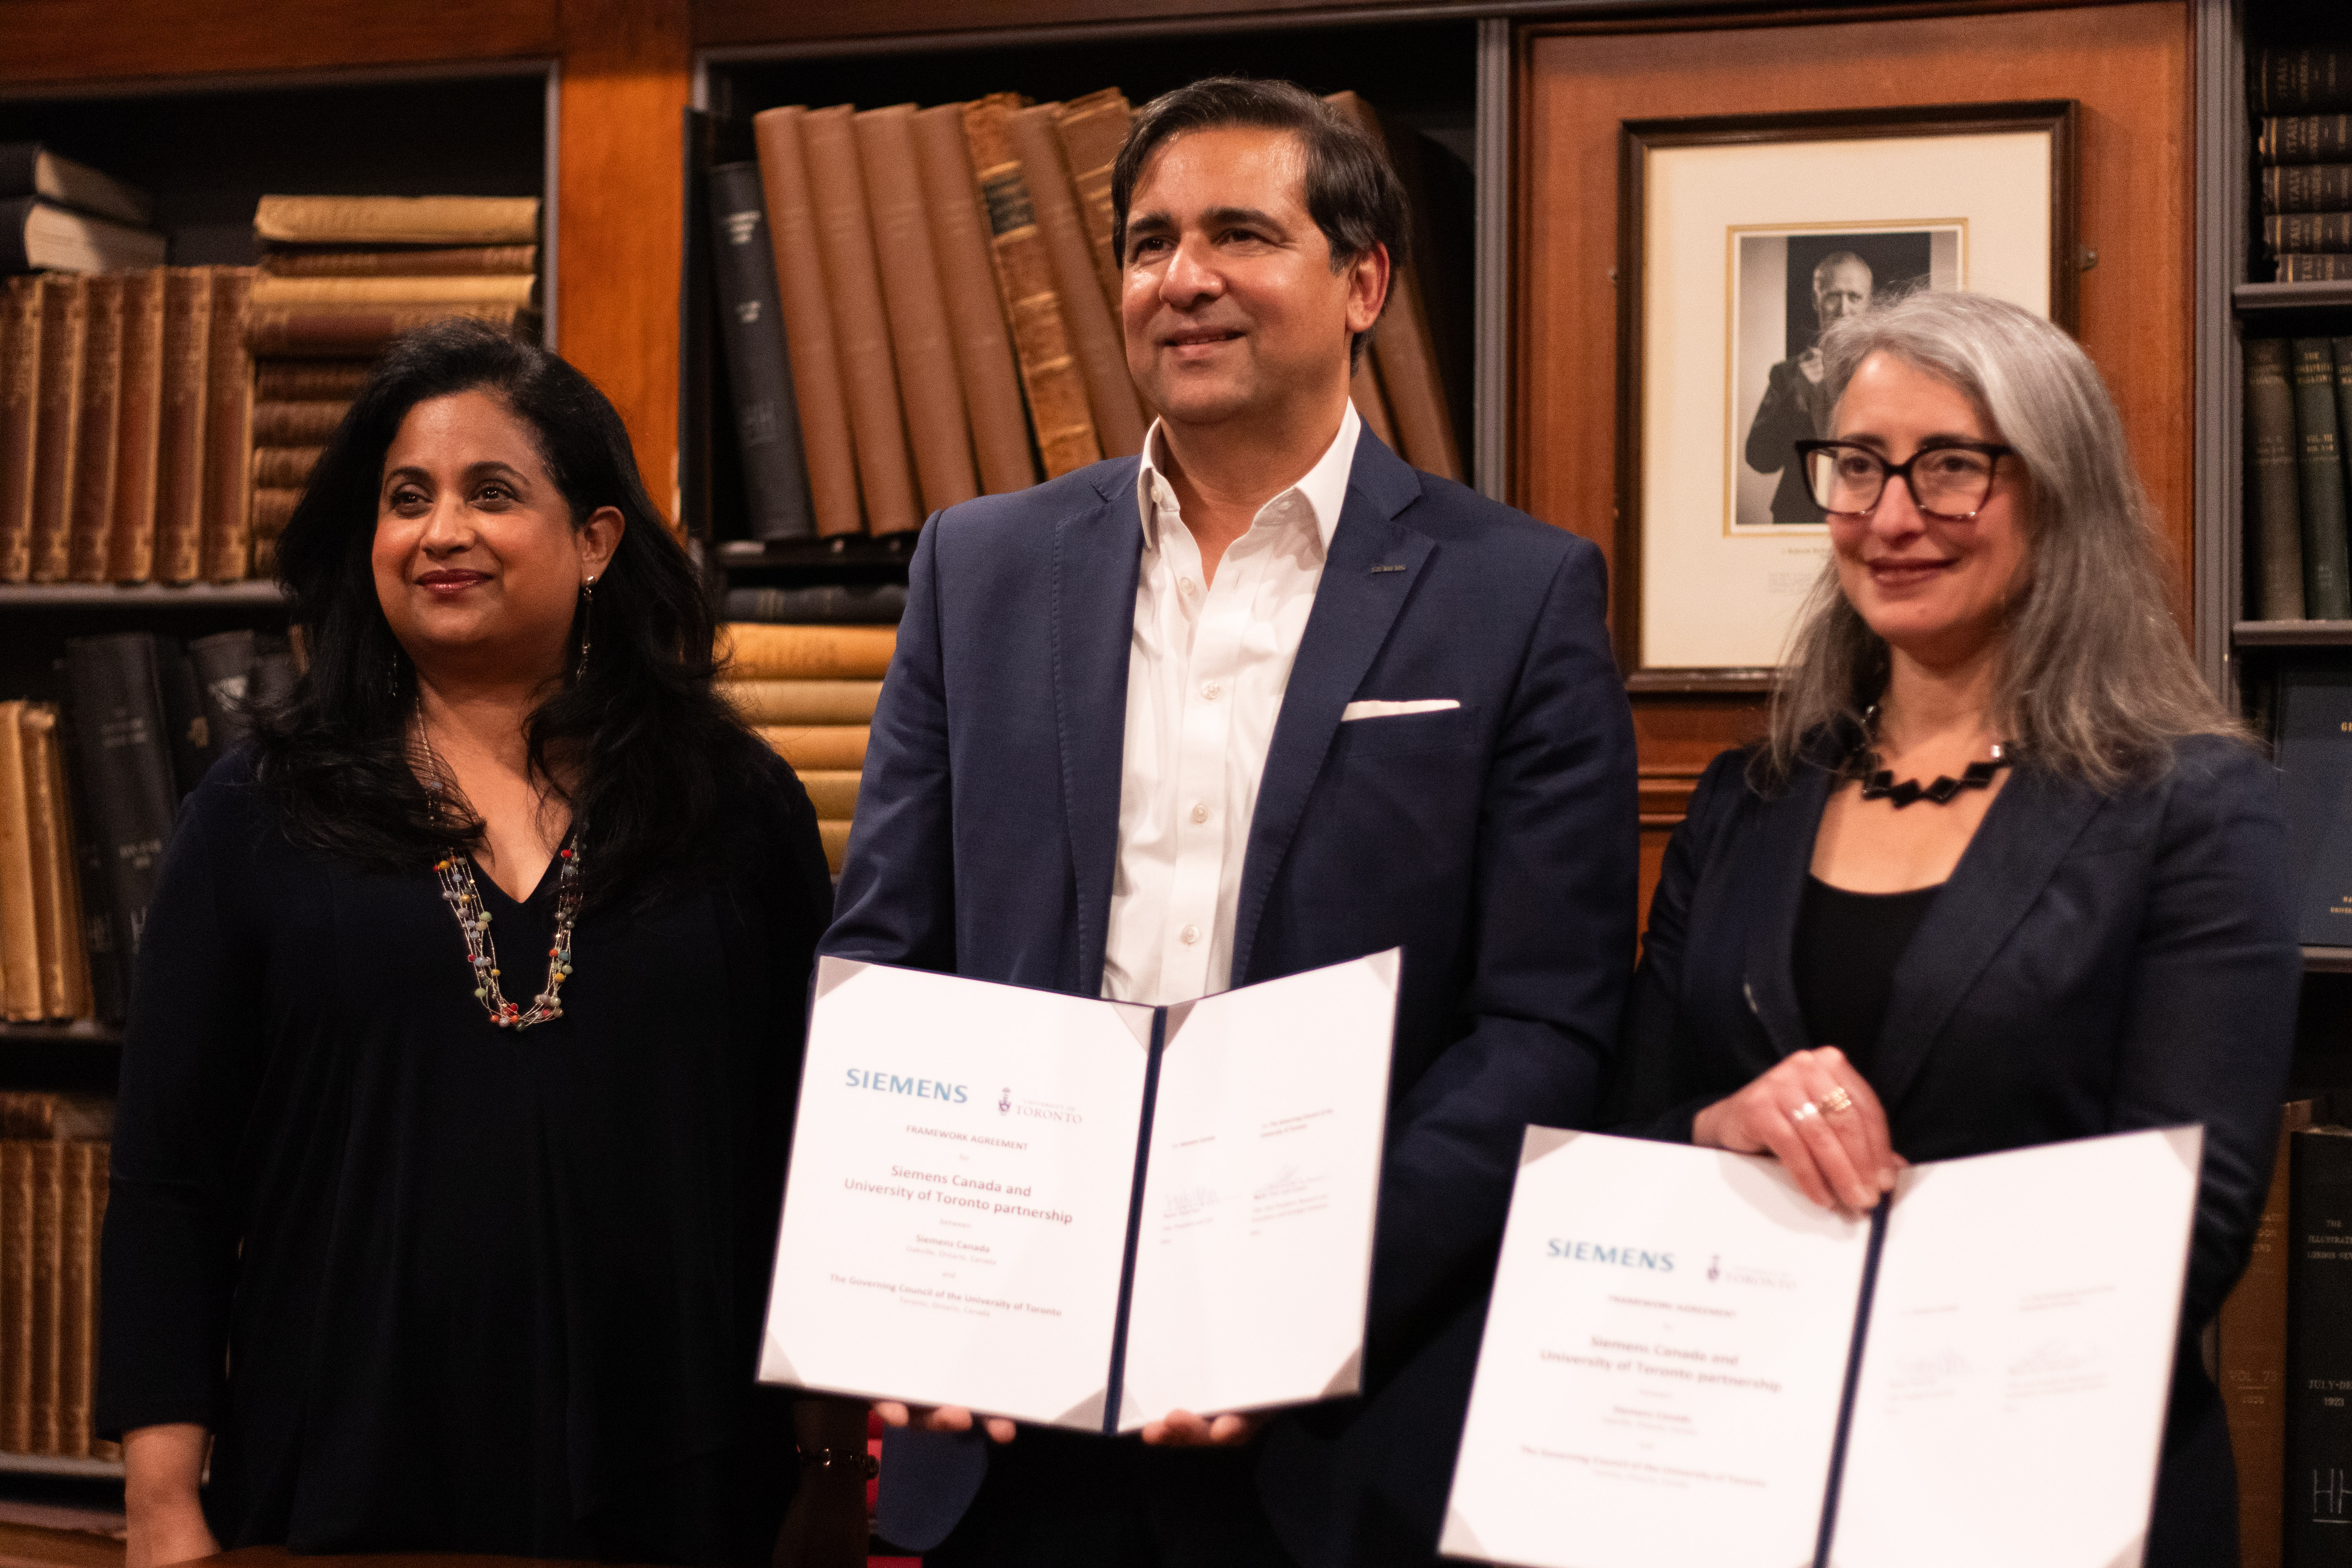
[{"x1": 575, "y1": 576, "x2": 595, "y2": 681}]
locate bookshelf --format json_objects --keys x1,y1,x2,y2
[
  {"x1": 681, "y1": 13, "x2": 1499, "y2": 586},
  {"x1": 0, "y1": 50, "x2": 556, "y2": 1516}
]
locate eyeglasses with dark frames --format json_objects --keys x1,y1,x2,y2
[{"x1": 1793, "y1": 439, "x2": 2016, "y2": 521}]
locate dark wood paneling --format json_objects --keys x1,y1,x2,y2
[
  {"x1": 557, "y1": 0, "x2": 693, "y2": 525},
  {"x1": 1521, "y1": 2, "x2": 2194, "y2": 915},
  {"x1": 693, "y1": 0, "x2": 1487, "y2": 49},
  {"x1": 1, "y1": 0, "x2": 558, "y2": 84}
]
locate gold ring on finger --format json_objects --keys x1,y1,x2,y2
[
  {"x1": 1820, "y1": 1087, "x2": 1855, "y2": 1116},
  {"x1": 1789, "y1": 1100, "x2": 1821, "y2": 1124}
]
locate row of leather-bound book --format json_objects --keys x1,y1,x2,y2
[
  {"x1": 0, "y1": 1094, "x2": 116, "y2": 1464},
  {"x1": 715, "y1": 622, "x2": 896, "y2": 873},
  {"x1": 708, "y1": 87, "x2": 1466, "y2": 544},
  {"x1": 0, "y1": 194, "x2": 539, "y2": 585},
  {"x1": 0, "y1": 630, "x2": 293, "y2": 1024},
  {"x1": 2252, "y1": 47, "x2": 2352, "y2": 282}
]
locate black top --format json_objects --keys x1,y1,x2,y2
[
  {"x1": 96, "y1": 746, "x2": 834, "y2": 1565},
  {"x1": 1609, "y1": 738, "x2": 2301, "y2": 1567},
  {"x1": 1791, "y1": 874, "x2": 1941, "y2": 1074}
]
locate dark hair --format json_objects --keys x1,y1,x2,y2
[
  {"x1": 1110, "y1": 76, "x2": 1408, "y2": 368},
  {"x1": 251, "y1": 318, "x2": 762, "y2": 904}
]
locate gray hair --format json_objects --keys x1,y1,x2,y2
[{"x1": 1763, "y1": 289, "x2": 2240, "y2": 791}]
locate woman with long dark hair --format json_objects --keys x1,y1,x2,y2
[{"x1": 97, "y1": 321, "x2": 838, "y2": 1565}]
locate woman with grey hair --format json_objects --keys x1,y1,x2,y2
[{"x1": 1608, "y1": 289, "x2": 2297, "y2": 1564}]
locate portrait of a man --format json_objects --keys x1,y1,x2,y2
[{"x1": 1728, "y1": 227, "x2": 1953, "y2": 530}]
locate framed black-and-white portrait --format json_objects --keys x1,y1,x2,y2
[{"x1": 1615, "y1": 101, "x2": 2078, "y2": 690}]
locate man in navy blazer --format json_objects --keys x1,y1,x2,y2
[{"x1": 821, "y1": 77, "x2": 1637, "y2": 1567}]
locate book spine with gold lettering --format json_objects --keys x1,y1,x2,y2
[
  {"x1": 1010, "y1": 104, "x2": 1145, "y2": 458},
  {"x1": 64, "y1": 274, "x2": 121, "y2": 583},
  {"x1": 27, "y1": 275, "x2": 85, "y2": 583},
  {"x1": 1053, "y1": 88, "x2": 1133, "y2": 315},
  {"x1": 152, "y1": 268, "x2": 214, "y2": 586},
  {"x1": 0, "y1": 277, "x2": 40, "y2": 583},
  {"x1": 964, "y1": 95, "x2": 1101, "y2": 480},
  {"x1": 912, "y1": 104, "x2": 1038, "y2": 496},
  {"x1": 202, "y1": 268, "x2": 256, "y2": 580},
  {"x1": 107, "y1": 270, "x2": 166, "y2": 584}
]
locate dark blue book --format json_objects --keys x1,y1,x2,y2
[{"x1": 2277, "y1": 665, "x2": 2352, "y2": 947}]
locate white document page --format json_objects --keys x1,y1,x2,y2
[
  {"x1": 759, "y1": 958, "x2": 1152, "y2": 1430},
  {"x1": 1828, "y1": 1126, "x2": 2202, "y2": 1568},
  {"x1": 1118, "y1": 950, "x2": 1399, "y2": 1430},
  {"x1": 1442, "y1": 1131, "x2": 1871, "y2": 1568}
]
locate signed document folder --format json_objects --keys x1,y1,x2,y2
[
  {"x1": 1442, "y1": 1127, "x2": 2202, "y2": 1568},
  {"x1": 759, "y1": 950, "x2": 1397, "y2": 1433}
]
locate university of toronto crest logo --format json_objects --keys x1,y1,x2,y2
[{"x1": 998, "y1": 1087, "x2": 1012, "y2": 1115}]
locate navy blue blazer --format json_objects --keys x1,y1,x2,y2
[
  {"x1": 1609, "y1": 733, "x2": 2299, "y2": 1567},
  {"x1": 822, "y1": 430, "x2": 1638, "y2": 1564}
]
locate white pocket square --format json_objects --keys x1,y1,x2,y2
[{"x1": 1341, "y1": 699, "x2": 1461, "y2": 721}]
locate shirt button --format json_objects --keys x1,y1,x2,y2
[
  {"x1": 1180, "y1": 924, "x2": 1201, "y2": 946},
  {"x1": 1179, "y1": 577, "x2": 1196, "y2": 595},
  {"x1": 1201, "y1": 681, "x2": 1221, "y2": 701},
  {"x1": 1190, "y1": 802, "x2": 1209, "y2": 824}
]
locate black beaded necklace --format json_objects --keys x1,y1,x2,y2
[{"x1": 1853, "y1": 708, "x2": 2014, "y2": 810}]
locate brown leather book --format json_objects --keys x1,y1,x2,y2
[
  {"x1": 0, "y1": 1096, "x2": 111, "y2": 1143},
  {"x1": 152, "y1": 268, "x2": 215, "y2": 585},
  {"x1": 244, "y1": 301, "x2": 530, "y2": 358},
  {"x1": 20, "y1": 708, "x2": 90, "y2": 1021},
  {"x1": 0, "y1": 278, "x2": 42, "y2": 583},
  {"x1": 855, "y1": 104, "x2": 981, "y2": 517},
  {"x1": 27, "y1": 1140, "x2": 60, "y2": 1455},
  {"x1": 249, "y1": 274, "x2": 536, "y2": 307},
  {"x1": 2221, "y1": 1100, "x2": 2317, "y2": 1568},
  {"x1": 27, "y1": 275, "x2": 86, "y2": 583},
  {"x1": 718, "y1": 623, "x2": 896, "y2": 680},
  {"x1": 912, "y1": 104, "x2": 1038, "y2": 496},
  {"x1": 1351, "y1": 355, "x2": 1400, "y2": 452},
  {"x1": 252, "y1": 399, "x2": 350, "y2": 446},
  {"x1": 755, "y1": 726, "x2": 869, "y2": 771},
  {"x1": 0, "y1": 1142, "x2": 28, "y2": 1452},
  {"x1": 201, "y1": 269, "x2": 257, "y2": 581},
  {"x1": 717, "y1": 679, "x2": 884, "y2": 727},
  {"x1": 1054, "y1": 88, "x2": 1133, "y2": 313},
  {"x1": 254, "y1": 194, "x2": 540, "y2": 247},
  {"x1": 1323, "y1": 92, "x2": 1464, "y2": 482},
  {"x1": 63, "y1": 275, "x2": 122, "y2": 584},
  {"x1": 260, "y1": 243, "x2": 537, "y2": 277},
  {"x1": 752, "y1": 107, "x2": 865, "y2": 539},
  {"x1": 795, "y1": 770, "x2": 861, "y2": 818},
  {"x1": 252, "y1": 486, "x2": 301, "y2": 562},
  {"x1": 57, "y1": 1142, "x2": 93, "y2": 1458},
  {"x1": 963, "y1": 95, "x2": 1102, "y2": 479},
  {"x1": 85, "y1": 1151, "x2": 113, "y2": 1465},
  {"x1": 106, "y1": 270, "x2": 166, "y2": 583},
  {"x1": 254, "y1": 359, "x2": 370, "y2": 401},
  {"x1": 1009, "y1": 104, "x2": 1147, "y2": 458},
  {"x1": 251, "y1": 446, "x2": 323, "y2": 489},
  {"x1": 0, "y1": 705, "x2": 40, "y2": 1021},
  {"x1": 800, "y1": 105, "x2": 922, "y2": 537},
  {"x1": 818, "y1": 820, "x2": 851, "y2": 876}
]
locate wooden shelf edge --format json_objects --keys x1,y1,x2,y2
[
  {"x1": 714, "y1": 538, "x2": 919, "y2": 569},
  {"x1": 0, "y1": 1024, "x2": 122, "y2": 1047},
  {"x1": 0, "y1": 584, "x2": 285, "y2": 609},
  {"x1": 2232, "y1": 620, "x2": 2352, "y2": 646},
  {"x1": 2234, "y1": 281, "x2": 2352, "y2": 312},
  {"x1": 0, "y1": 1454, "x2": 122, "y2": 1480},
  {"x1": 2304, "y1": 946, "x2": 2352, "y2": 973}
]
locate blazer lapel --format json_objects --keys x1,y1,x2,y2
[
  {"x1": 1868, "y1": 766, "x2": 2102, "y2": 1113},
  {"x1": 1052, "y1": 461, "x2": 1145, "y2": 995},
  {"x1": 1742, "y1": 759, "x2": 1833, "y2": 1060},
  {"x1": 1229, "y1": 436, "x2": 1428, "y2": 985}
]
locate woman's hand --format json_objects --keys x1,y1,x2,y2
[
  {"x1": 1140, "y1": 1410, "x2": 1267, "y2": 1448},
  {"x1": 1691, "y1": 1047, "x2": 1898, "y2": 1212},
  {"x1": 871, "y1": 1401, "x2": 1016, "y2": 1445},
  {"x1": 123, "y1": 1423, "x2": 219, "y2": 1568}
]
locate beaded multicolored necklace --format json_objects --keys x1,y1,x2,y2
[{"x1": 416, "y1": 719, "x2": 584, "y2": 1031}]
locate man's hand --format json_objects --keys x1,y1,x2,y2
[
  {"x1": 1139, "y1": 1409, "x2": 1268, "y2": 1448},
  {"x1": 872, "y1": 1401, "x2": 1016, "y2": 1445}
]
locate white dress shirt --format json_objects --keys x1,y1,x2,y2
[{"x1": 1099, "y1": 402, "x2": 1362, "y2": 1006}]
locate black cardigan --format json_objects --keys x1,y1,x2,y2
[
  {"x1": 1609, "y1": 733, "x2": 2299, "y2": 1568},
  {"x1": 96, "y1": 745, "x2": 834, "y2": 1564}
]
